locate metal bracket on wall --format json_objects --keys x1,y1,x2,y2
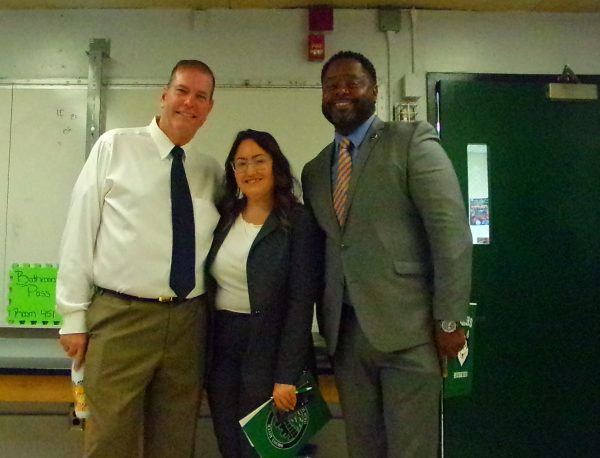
[{"x1": 85, "y1": 39, "x2": 111, "y2": 157}]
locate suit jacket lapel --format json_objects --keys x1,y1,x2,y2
[
  {"x1": 311, "y1": 143, "x2": 341, "y2": 235},
  {"x1": 251, "y1": 211, "x2": 279, "y2": 248},
  {"x1": 345, "y1": 118, "x2": 385, "y2": 221},
  {"x1": 205, "y1": 218, "x2": 229, "y2": 273},
  {"x1": 209, "y1": 210, "x2": 279, "y2": 265},
  {"x1": 209, "y1": 211, "x2": 280, "y2": 272}
]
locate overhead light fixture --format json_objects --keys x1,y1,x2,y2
[{"x1": 548, "y1": 65, "x2": 598, "y2": 101}]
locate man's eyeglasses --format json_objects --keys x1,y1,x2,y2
[{"x1": 231, "y1": 156, "x2": 271, "y2": 173}]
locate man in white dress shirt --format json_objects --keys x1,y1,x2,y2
[{"x1": 56, "y1": 60, "x2": 222, "y2": 458}]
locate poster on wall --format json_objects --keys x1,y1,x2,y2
[
  {"x1": 6, "y1": 264, "x2": 62, "y2": 326},
  {"x1": 469, "y1": 198, "x2": 489, "y2": 226},
  {"x1": 469, "y1": 198, "x2": 490, "y2": 245}
]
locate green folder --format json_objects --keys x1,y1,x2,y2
[
  {"x1": 444, "y1": 302, "x2": 477, "y2": 398},
  {"x1": 239, "y1": 372, "x2": 331, "y2": 457}
]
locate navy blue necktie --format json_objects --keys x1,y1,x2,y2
[{"x1": 169, "y1": 146, "x2": 195, "y2": 298}]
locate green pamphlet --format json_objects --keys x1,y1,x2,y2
[
  {"x1": 239, "y1": 372, "x2": 331, "y2": 457},
  {"x1": 444, "y1": 302, "x2": 477, "y2": 398}
]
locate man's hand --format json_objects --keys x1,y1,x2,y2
[
  {"x1": 273, "y1": 383, "x2": 297, "y2": 412},
  {"x1": 59, "y1": 333, "x2": 88, "y2": 369},
  {"x1": 435, "y1": 327, "x2": 466, "y2": 359}
]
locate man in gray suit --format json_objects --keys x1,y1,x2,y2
[{"x1": 301, "y1": 51, "x2": 472, "y2": 457}]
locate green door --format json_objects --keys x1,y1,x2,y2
[{"x1": 435, "y1": 78, "x2": 599, "y2": 457}]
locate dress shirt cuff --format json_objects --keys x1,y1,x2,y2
[{"x1": 58, "y1": 310, "x2": 88, "y2": 335}]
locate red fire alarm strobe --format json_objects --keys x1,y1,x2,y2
[
  {"x1": 307, "y1": 6, "x2": 332, "y2": 62},
  {"x1": 308, "y1": 33, "x2": 325, "y2": 62}
]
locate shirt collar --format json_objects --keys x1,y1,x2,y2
[
  {"x1": 334, "y1": 114, "x2": 377, "y2": 150},
  {"x1": 149, "y1": 116, "x2": 190, "y2": 160}
]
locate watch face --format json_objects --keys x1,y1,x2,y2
[{"x1": 441, "y1": 320, "x2": 457, "y2": 333}]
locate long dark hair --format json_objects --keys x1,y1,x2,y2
[{"x1": 219, "y1": 129, "x2": 299, "y2": 229}]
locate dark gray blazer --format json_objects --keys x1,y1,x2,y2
[
  {"x1": 205, "y1": 204, "x2": 323, "y2": 390},
  {"x1": 301, "y1": 117, "x2": 472, "y2": 356}
]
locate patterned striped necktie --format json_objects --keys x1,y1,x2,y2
[{"x1": 333, "y1": 137, "x2": 352, "y2": 226}]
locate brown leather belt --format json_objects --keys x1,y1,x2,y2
[{"x1": 98, "y1": 288, "x2": 189, "y2": 304}]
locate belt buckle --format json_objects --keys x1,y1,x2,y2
[{"x1": 158, "y1": 296, "x2": 175, "y2": 303}]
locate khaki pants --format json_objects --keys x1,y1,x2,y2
[{"x1": 83, "y1": 291, "x2": 208, "y2": 458}]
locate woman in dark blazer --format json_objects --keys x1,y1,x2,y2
[{"x1": 205, "y1": 129, "x2": 322, "y2": 458}]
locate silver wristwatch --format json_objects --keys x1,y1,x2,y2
[{"x1": 439, "y1": 320, "x2": 457, "y2": 333}]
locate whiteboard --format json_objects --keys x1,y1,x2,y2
[
  {"x1": 6, "y1": 87, "x2": 87, "y2": 264},
  {"x1": 2, "y1": 86, "x2": 87, "y2": 329},
  {"x1": 0, "y1": 88, "x2": 12, "y2": 326},
  {"x1": 1, "y1": 83, "x2": 334, "y2": 328}
]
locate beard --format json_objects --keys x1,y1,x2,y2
[{"x1": 322, "y1": 97, "x2": 376, "y2": 135}]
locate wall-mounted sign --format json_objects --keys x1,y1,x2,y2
[{"x1": 7, "y1": 264, "x2": 62, "y2": 326}]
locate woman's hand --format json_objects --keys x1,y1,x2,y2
[{"x1": 273, "y1": 383, "x2": 297, "y2": 412}]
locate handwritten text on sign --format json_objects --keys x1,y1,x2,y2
[{"x1": 7, "y1": 264, "x2": 62, "y2": 326}]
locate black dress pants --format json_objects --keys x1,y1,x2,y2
[{"x1": 207, "y1": 311, "x2": 270, "y2": 458}]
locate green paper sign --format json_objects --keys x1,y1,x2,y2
[
  {"x1": 7, "y1": 264, "x2": 62, "y2": 326},
  {"x1": 444, "y1": 302, "x2": 477, "y2": 398}
]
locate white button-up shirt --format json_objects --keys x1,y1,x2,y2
[{"x1": 56, "y1": 117, "x2": 222, "y2": 334}]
